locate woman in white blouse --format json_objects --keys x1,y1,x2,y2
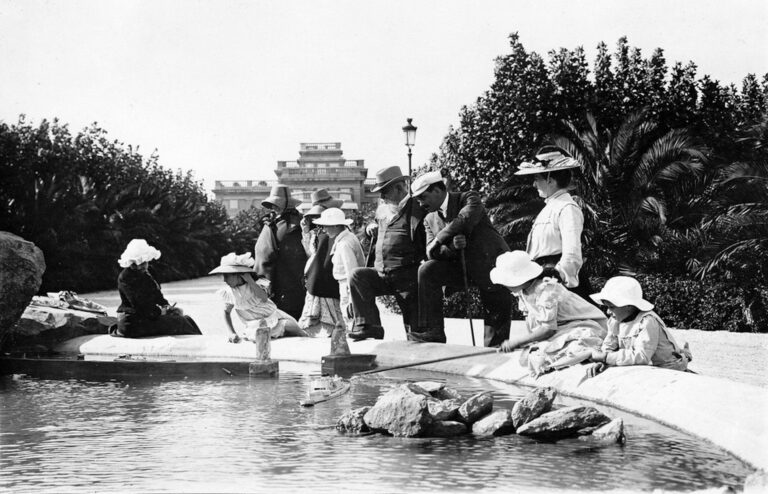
[{"x1": 515, "y1": 146, "x2": 593, "y2": 300}]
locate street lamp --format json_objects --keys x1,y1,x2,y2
[{"x1": 402, "y1": 118, "x2": 417, "y2": 182}]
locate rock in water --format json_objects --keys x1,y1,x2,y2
[
  {"x1": 363, "y1": 384, "x2": 433, "y2": 437},
  {"x1": 412, "y1": 381, "x2": 444, "y2": 395},
  {"x1": 511, "y1": 387, "x2": 557, "y2": 429},
  {"x1": 7, "y1": 306, "x2": 110, "y2": 352},
  {"x1": 430, "y1": 420, "x2": 467, "y2": 437},
  {"x1": 433, "y1": 386, "x2": 462, "y2": 401},
  {"x1": 0, "y1": 232, "x2": 45, "y2": 343},
  {"x1": 336, "y1": 407, "x2": 371, "y2": 434},
  {"x1": 458, "y1": 391, "x2": 494, "y2": 425},
  {"x1": 578, "y1": 417, "x2": 625, "y2": 444},
  {"x1": 472, "y1": 410, "x2": 516, "y2": 437},
  {"x1": 516, "y1": 406, "x2": 611, "y2": 441},
  {"x1": 427, "y1": 398, "x2": 462, "y2": 421}
]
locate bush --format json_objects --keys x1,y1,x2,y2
[{"x1": 631, "y1": 274, "x2": 768, "y2": 332}]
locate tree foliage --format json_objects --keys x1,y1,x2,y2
[
  {"x1": 429, "y1": 34, "x2": 768, "y2": 331},
  {"x1": 0, "y1": 116, "x2": 235, "y2": 292}
]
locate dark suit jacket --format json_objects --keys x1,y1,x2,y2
[{"x1": 424, "y1": 191, "x2": 509, "y2": 289}]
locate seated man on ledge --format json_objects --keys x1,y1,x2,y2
[
  {"x1": 348, "y1": 165, "x2": 427, "y2": 341},
  {"x1": 412, "y1": 171, "x2": 512, "y2": 346}
]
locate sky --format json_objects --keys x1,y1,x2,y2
[{"x1": 1, "y1": 0, "x2": 767, "y2": 195}]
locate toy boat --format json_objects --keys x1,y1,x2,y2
[{"x1": 300, "y1": 376, "x2": 350, "y2": 407}]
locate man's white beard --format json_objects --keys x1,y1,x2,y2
[{"x1": 375, "y1": 202, "x2": 399, "y2": 223}]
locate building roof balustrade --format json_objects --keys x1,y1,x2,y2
[{"x1": 300, "y1": 142, "x2": 341, "y2": 151}]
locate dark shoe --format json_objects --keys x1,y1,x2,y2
[
  {"x1": 349, "y1": 325, "x2": 384, "y2": 341},
  {"x1": 408, "y1": 330, "x2": 447, "y2": 343}
]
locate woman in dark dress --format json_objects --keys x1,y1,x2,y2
[{"x1": 110, "y1": 239, "x2": 201, "y2": 338}]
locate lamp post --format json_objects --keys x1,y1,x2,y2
[{"x1": 402, "y1": 118, "x2": 417, "y2": 183}]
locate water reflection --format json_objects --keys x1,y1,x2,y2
[{"x1": 0, "y1": 365, "x2": 754, "y2": 493}]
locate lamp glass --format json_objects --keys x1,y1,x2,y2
[{"x1": 402, "y1": 118, "x2": 417, "y2": 147}]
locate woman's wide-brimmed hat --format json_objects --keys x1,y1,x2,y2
[
  {"x1": 118, "y1": 239, "x2": 161, "y2": 268},
  {"x1": 514, "y1": 146, "x2": 582, "y2": 176},
  {"x1": 262, "y1": 185, "x2": 302, "y2": 211},
  {"x1": 489, "y1": 250, "x2": 543, "y2": 288},
  {"x1": 312, "y1": 207, "x2": 352, "y2": 226},
  {"x1": 371, "y1": 165, "x2": 408, "y2": 193},
  {"x1": 590, "y1": 276, "x2": 654, "y2": 311},
  {"x1": 209, "y1": 252, "x2": 256, "y2": 275},
  {"x1": 311, "y1": 188, "x2": 343, "y2": 208}
]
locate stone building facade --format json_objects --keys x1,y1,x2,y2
[{"x1": 213, "y1": 142, "x2": 379, "y2": 218}]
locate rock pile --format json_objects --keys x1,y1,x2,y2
[{"x1": 336, "y1": 381, "x2": 626, "y2": 445}]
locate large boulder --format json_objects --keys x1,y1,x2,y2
[
  {"x1": 363, "y1": 384, "x2": 433, "y2": 437},
  {"x1": 472, "y1": 410, "x2": 516, "y2": 437},
  {"x1": 458, "y1": 391, "x2": 494, "y2": 425},
  {"x1": 516, "y1": 406, "x2": 611, "y2": 441},
  {"x1": 0, "y1": 232, "x2": 45, "y2": 341},
  {"x1": 336, "y1": 406, "x2": 371, "y2": 434},
  {"x1": 5, "y1": 306, "x2": 111, "y2": 353},
  {"x1": 511, "y1": 387, "x2": 557, "y2": 429}
]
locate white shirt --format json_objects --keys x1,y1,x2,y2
[
  {"x1": 526, "y1": 189, "x2": 584, "y2": 287},
  {"x1": 330, "y1": 229, "x2": 365, "y2": 281},
  {"x1": 439, "y1": 193, "x2": 450, "y2": 218}
]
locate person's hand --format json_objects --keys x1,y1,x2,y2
[
  {"x1": 300, "y1": 217, "x2": 310, "y2": 234},
  {"x1": 452, "y1": 234, "x2": 467, "y2": 250},
  {"x1": 228, "y1": 333, "x2": 241, "y2": 344},
  {"x1": 585, "y1": 362, "x2": 607, "y2": 378},
  {"x1": 426, "y1": 239, "x2": 441, "y2": 258},
  {"x1": 365, "y1": 223, "x2": 378, "y2": 237}
]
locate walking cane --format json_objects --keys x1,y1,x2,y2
[{"x1": 460, "y1": 248, "x2": 476, "y2": 347}]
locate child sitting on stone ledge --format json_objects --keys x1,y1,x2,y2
[{"x1": 586, "y1": 276, "x2": 692, "y2": 376}]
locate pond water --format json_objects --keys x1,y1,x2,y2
[{"x1": 0, "y1": 362, "x2": 754, "y2": 493}]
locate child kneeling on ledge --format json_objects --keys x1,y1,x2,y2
[
  {"x1": 588, "y1": 276, "x2": 692, "y2": 374},
  {"x1": 210, "y1": 253, "x2": 306, "y2": 345}
]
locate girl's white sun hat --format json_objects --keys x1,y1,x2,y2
[
  {"x1": 209, "y1": 252, "x2": 256, "y2": 275},
  {"x1": 590, "y1": 276, "x2": 654, "y2": 311},
  {"x1": 118, "y1": 239, "x2": 161, "y2": 268},
  {"x1": 490, "y1": 250, "x2": 544, "y2": 288},
  {"x1": 312, "y1": 207, "x2": 352, "y2": 226}
]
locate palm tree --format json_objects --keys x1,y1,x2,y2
[
  {"x1": 553, "y1": 109, "x2": 708, "y2": 273},
  {"x1": 487, "y1": 109, "x2": 709, "y2": 276},
  {"x1": 687, "y1": 116, "x2": 768, "y2": 331}
]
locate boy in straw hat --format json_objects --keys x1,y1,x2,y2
[
  {"x1": 348, "y1": 165, "x2": 427, "y2": 341},
  {"x1": 515, "y1": 146, "x2": 593, "y2": 301},
  {"x1": 210, "y1": 252, "x2": 305, "y2": 348},
  {"x1": 254, "y1": 184, "x2": 307, "y2": 320},
  {"x1": 586, "y1": 276, "x2": 691, "y2": 375}
]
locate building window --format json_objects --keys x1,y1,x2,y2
[
  {"x1": 316, "y1": 162, "x2": 327, "y2": 168},
  {"x1": 229, "y1": 199, "x2": 239, "y2": 209}
]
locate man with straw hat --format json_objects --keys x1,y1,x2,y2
[
  {"x1": 348, "y1": 165, "x2": 427, "y2": 341},
  {"x1": 410, "y1": 170, "x2": 511, "y2": 346},
  {"x1": 254, "y1": 184, "x2": 307, "y2": 320},
  {"x1": 515, "y1": 146, "x2": 592, "y2": 300}
]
